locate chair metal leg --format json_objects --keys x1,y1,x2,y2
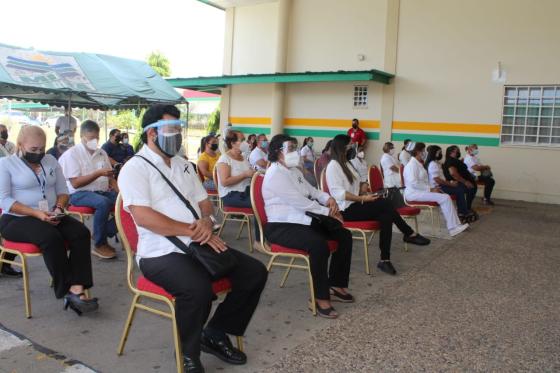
[
  {"x1": 414, "y1": 215, "x2": 419, "y2": 233},
  {"x1": 0, "y1": 249, "x2": 5, "y2": 272},
  {"x1": 170, "y1": 303, "x2": 185, "y2": 373},
  {"x1": 246, "y1": 216, "x2": 253, "y2": 253},
  {"x1": 266, "y1": 255, "x2": 276, "y2": 271},
  {"x1": 235, "y1": 219, "x2": 245, "y2": 240},
  {"x1": 430, "y1": 208, "x2": 435, "y2": 236},
  {"x1": 279, "y1": 258, "x2": 295, "y2": 287},
  {"x1": 117, "y1": 294, "x2": 139, "y2": 355},
  {"x1": 217, "y1": 214, "x2": 228, "y2": 237},
  {"x1": 236, "y1": 336, "x2": 244, "y2": 352},
  {"x1": 305, "y1": 257, "x2": 317, "y2": 316},
  {"x1": 20, "y1": 253, "x2": 32, "y2": 319},
  {"x1": 360, "y1": 231, "x2": 371, "y2": 275}
]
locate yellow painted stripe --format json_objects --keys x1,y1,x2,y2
[
  {"x1": 393, "y1": 121, "x2": 500, "y2": 134},
  {"x1": 285, "y1": 118, "x2": 380, "y2": 129},
  {"x1": 229, "y1": 117, "x2": 271, "y2": 125}
]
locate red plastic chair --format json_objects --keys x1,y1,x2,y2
[
  {"x1": 213, "y1": 166, "x2": 254, "y2": 252},
  {"x1": 114, "y1": 195, "x2": 242, "y2": 373},
  {"x1": 250, "y1": 173, "x2": 338, "y2": 315},
  {"x1": 320, "y1": 170, "x2": 379, "y2": 274},
  {"x1": 67, "y1": 205, "x2": 95, "y2": 223}
]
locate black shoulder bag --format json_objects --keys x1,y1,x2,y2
[{"x1": 136, "y1": 156, "x2": 237, "y2": 279}]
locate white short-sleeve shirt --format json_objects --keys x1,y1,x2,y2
[
  {"x1": 249, "y1": 147, "x2": 267, "y2": 171},
  {"x1": 464, "y1": 154, "x2": 480, "y2": 176},
  {"x1": 427, "y1": 161, "x2": 444, "y2": 189},
  {"x1": 118, "y1": 146, "x2": 208, "y2": 261},
  {"x1": 300, "y1": 145, "x2": 316, "y2": 163},
  {"x1": 399, "y1": 150, "x2": 411, "y2": 167},
  {"x1": 58, "y1": 143, "x2": 111, "y2": 193},
  {"x1": 216, "y1": 153, "x2": 252, "y2": 197},
  {"x1": 0, "y1": 141, "x2": 16, "y2": 158},
  {"x1": 380, "y1": 153, "x2": 401, "y2": 188}
]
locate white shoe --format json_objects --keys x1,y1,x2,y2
[{"x1": 449, "y1": 223, "x2": 469, "y2": 237}]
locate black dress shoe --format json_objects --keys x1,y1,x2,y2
[
  {"x1": 403, "y1": 234, "x2": 431, "y2": 246},
  {"x1": 183, "y1": 356, "x2": 205, "y2": 373},
  {"x1": 377, "y1": 261, "x2": 397, "y2": 275},
  {"x1": 200, "y1": 331, "x2": 247, "y2": 365},
  {"x1": 1, "y1": 265, "x2": 23, "y2": 278}
]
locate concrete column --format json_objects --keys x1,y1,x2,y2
[
  {"x1": 220, "y1": 7, "x2": 235, "y2": 130},
  {"x1": 270, "y1": 0, "x2": 291, "y2": 136}
]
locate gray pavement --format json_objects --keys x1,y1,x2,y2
[{"x1": 1, "y1": 198, "x2": 559, "y2": 372}]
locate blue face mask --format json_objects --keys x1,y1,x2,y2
[{"x1": 261, "y1": 141, "x2": 269, "y2": 149}]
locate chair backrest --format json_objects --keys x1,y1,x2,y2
[
  {"x1": 313, "y1": 159, "x2": 320, "y2": 187},
  {"x1": 250, "y1": 173, "x2": 267, "y2": 246},
  {"x1": 369, "y1": 165, "x2": 384, "y2": 191},
  {"x1": 213, "y1": 165, "x2": 225, "y2": 210},
  {"x1": 400, "y1": 164, "x2": 405, "y2": 187},
  {"x1": 115, "y1": 194, "x2": 140, "y2": 292},
  {"x1": 320, "y1": 169, "x2": 330, "y2": 194}
]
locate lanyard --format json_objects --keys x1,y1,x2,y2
[{"x1": 25, "y1": 162, "x2": 47, "y2": 199}]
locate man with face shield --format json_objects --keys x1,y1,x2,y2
[
  {"x1": 263, "y1": 134, "x2": 353, "y2": 319},
  {"x1": 59, "y1": 120, "x2": 119, "y2": 260},
  {"x1": 118, "y1": 104, "x2": 267, "y2": 372}
]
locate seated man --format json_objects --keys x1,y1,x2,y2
[
  {"x1": 118, "y1": 104, "x2": 267, "y2": 373},
  {"x1": 59, "y1": 120, "x2": 118, "y2": 259},
  {"x1": 0, "y1": 124, "x2": 16, "y2": 158},
  {"x1": 248, "y1": 133, "x2": 268, "y2": 171},
  {"x1": 102, "y1": 129, "x2": 131, "y2": 165},
  {"x1": 464, "y1": 144, "x2": 495, "y2": 205}
]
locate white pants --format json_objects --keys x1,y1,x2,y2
[{"x1": 405, "y1": 190, "x2": 461, "y2": 230}]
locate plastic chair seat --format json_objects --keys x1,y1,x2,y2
[
  {"x1": 343, "y1": 220, "x2": 380, "y2": 230},
  {"x1": 137, "y1": 276, "x2": 233, "y2": 300},
  {"x1": 67, "y1": 205, "x2": 96, "y2": 214},
  {"x1": 407, "y1": 200, "x2": 439, "y2": 207},
  {"x1": 223, "y1": 206, "x2": 254, "y2": 214},
  {"x1": 397, "y1": 206, "x2": 421, "y2": 216},
  {"x1": 206, "y1": 189, "x2": 218, "y2": 196},
  {"x1": 270, "y1": 240, "x2": 338, "y2": 255},
  {"x1": 2, "y1": 240, "x2": 42, "y2": 254}
]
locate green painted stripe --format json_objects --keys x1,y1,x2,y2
[
  {"x1": 234, "y1": 126, "x2": 271, "y2": 135},
  {"x1": 391, "y1": 133, "x2": 499, "y2": 147},
  {"x1": 285, "y1": 128, "x2": 380, "y2": 140}
]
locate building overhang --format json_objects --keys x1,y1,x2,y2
[
  {"x1": 167, "y1": 69, "x2": 394, "y2": 93},
  {"x1": 197, "y1": 0, "x2": 276, "y2": 11}
]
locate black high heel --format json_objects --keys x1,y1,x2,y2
[{"x1": 63, "y1": 293, "x2": 99, "y2": 316}]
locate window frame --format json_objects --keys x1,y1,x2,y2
[{"x1": 352, "y1": 85, "x2": 369, "y2": 109}]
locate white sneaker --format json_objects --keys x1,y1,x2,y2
[{"x1": 449, "y1": 223, "x2": 469, "y2": 237}]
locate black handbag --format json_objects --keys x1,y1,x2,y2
[
  {"x1": 136, "y1": 155, "x2": 237, "y2": 279},
  {"x1": 305, "y1": 211, "x2": 343, "y2": 233}
]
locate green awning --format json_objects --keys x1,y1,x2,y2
[{"x1": 167, "y1": 69, "x2": 394, "y2": 92}]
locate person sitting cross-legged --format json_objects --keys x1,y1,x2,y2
[
  {"x1": 59, "y1": 120, "x2": 119, "y2": 259},
  {"x1": 118, "y1": 104, "x2": 267, "y2": 373}
]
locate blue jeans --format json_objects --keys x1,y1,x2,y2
[
  {"x1": 440, "y1": 183, "x2": 477, "y2": 216},
  {"x1": 70, "y1": 191, "x2": 117, "y2": 247},
  {"x1": 222, "y1": 187, "x2": 259, "y2": 239}
]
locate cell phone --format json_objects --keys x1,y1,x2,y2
[{"x1": 50, "y1": 213, "x2": 67, "y2": 221}]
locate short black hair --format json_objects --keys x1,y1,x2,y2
[
  {"x1": 268, "y1": 134, "x2": 297, "y2": 162},
  {"x1": 109, "y1": 128, "x2": 121, "y2": 137},
  {"x1": 80, "y1": 120, "x2": 100, "y2": 136},
  {"x1": 141, "y1": 104, "x2": 181, "y2": 143}
]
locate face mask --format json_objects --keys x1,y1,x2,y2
[
  {"x1": 284, "y1": 151, "x2": 300, "y2": 168},
  {"x1": 389, "y1": 149, "x2": 395, "y2": 156},
  {"x1": 85, "y1": 139, "x2": 98, "y2": 151},
  {"x1": 357, "y1": 151, "x2": 365, "y2": 159},
  {"x1": 308, "y1": 142, "x2": 314, "y2": 148},
  {"x1": 240, "y1": 141, "x2": 250, "y2": 153},
  {"x1": 352, "y1": 124, "x2": 358, "y2": 129},
  {"x1": 210, "y1": 143, "x2": 219, "y2": 151},
  {"x1": 115, "y1": 135, "x2": 122, "y2": 143},
  {"x1": 472, "y1": 149, "x2": 479, "y2": 156},
  {"x1": 58, "y1": 144, "x2": 70, "y2": 152},
  {"x1": 261, "y1": 141, "x2": 269, "y2": 149},
  {"x1": 421, "y1": 151, "x2": 428, "y2": 161},
  {"x1": 123, "y1": 138, "x2": 129, "y2": 145},
  {"x1": 346, "y1": 147, "x2": 356, "y2": 160},
  {"x1": 23, "y1": 151, "x2": 45, "y2": 164},
  {"x1": 0, "y1": 131, "x2": 7, "y2": 140},
  {"x1": 156, "y1": 131, "x2": 182, "y2": 158}
]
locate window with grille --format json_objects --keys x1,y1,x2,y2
[
  {"x1": 353, "y1": 85, "x2": 368, "y2": 108},
  {"x1": 500, "y1": 86, "x2": 560, "y2": 146}
]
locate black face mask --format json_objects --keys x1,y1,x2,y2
[
  {"x1": 23, "y1": 151, "x2": 45, "y2": 164},
  {"x1": 115, "y1": 135, "x2": 122, "y2": 143},
  {"x1": 0, "y1": 131, "x2": 7, "y2": 140},
  {"x1": 346, "y1": 148, "x2": 356, "y2": 160},
  {"x1": 155, "y1": 130, "x2": 182, "y2": 158},
  {"x1": 210, "y1": 143, "x2": 219, "y2": 151},
  {"x1": 455, "y1": 151, "x2": 461, "y2": 159},
  {"x1": 352, "y1": 124, "x2": 358, "y2": 129}
]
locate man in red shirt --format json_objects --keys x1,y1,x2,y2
[{"x1": 347, "y1": 118, "x2": 366, "y2": 146}]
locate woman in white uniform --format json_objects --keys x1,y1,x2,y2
[
  {"x1": 326, "y1": 135, "x2": 430, "y2": 276},
  {"x1": 349, "y1": 145, "x2": 369, "y2": 194},
  {"x1": 398, "y1": 139, "x2": 412, "y2": 167},
  {"x1": 403, "y1": 142, "x2": 468, "y2": 237},
  {"x1": 300, "y1": 137, "x2": 317, "y2": 186},
  {"x1": 380, "y1": 142, "x2": 401, "y2": 188},
  {"x1": 263, "y1": 134, "x2": 353, "y2": 318}
]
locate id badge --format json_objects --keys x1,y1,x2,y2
[{"x1": 38, "y1": 199, "x2": 49, "y2": 212}]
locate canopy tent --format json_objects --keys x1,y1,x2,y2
[{"x1": 0, "y1": 43, "x2": 184, "y2": 110}]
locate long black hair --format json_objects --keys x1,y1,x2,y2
[
  {"x1": 402, "y1": 139, "x2": 411, "y2": 151},
  {"x1": 322, "y1": 140, "x2": 332, "y2": 154},
  {"x1": 199, "y1": 134, "x2": 216, "y2": 154},
  {"x1": 425, "y1": 145, "x2": 442, "y2": 170},
  {"x1": 331, "y1": 134, "x2": 355, "y2": 183}
]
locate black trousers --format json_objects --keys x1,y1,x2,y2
[
  {"x1": 477, "y1": 175, "x2": 495, "y2": 200},
  {"x1": 0, "y1": 215, "x2": 93, "y2": 298},
  {"x1": 341, "y1": 198, "x2": 414, "y2": 261},
  {"x1": 264, "y1": 220, "x2": 353, "y2": 300},
  {"x1": 139, "y1": 249, "x2": 267, "y2": 358}
]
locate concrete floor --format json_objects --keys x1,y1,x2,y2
[{"x1": 1, "y1": 198, "x2": 559, "y2": 372}]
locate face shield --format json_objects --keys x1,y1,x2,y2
[{"x1": 143, "y1": 119, "x2": 185, "y2": 158}]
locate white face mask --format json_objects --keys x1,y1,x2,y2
[
  {"x1": 472, "y1": 149, "x2": 479, "y2": 156},
  {"x1": 389, "y1": 149, "x2": 395, "y2": 156},
  {"x1": 284, "y1": 151, "x2": 300, "y2": 168},
  {"x1": 240, "y1": 141, "x2": 250, "y2": 153},
  {"x1": 123, "y1": 138, "x2": 129, "y2": 145},
  {"x1": 85, "y1": 139, "x2": 98, "y2": 151},
  {"x1": 421, "y1": 151, "x2": 428, "y2": 161},
  {"x1": 357, "y1": 151, "x2": 365, "y2": 159}
]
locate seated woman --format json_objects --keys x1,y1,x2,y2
[
  {"x1": 46, "y1": 133, "x2": 71, "y2": 160},
  {"x1": 0, "y1": 125, "x2": 97, "y2": 314},
  {"x1": 263, "y1": 134, "x2": 353, "y2": 319},
  {"x1": 315, "y1": 140, "x2": 332, "y2": 183},
  {"x1": 216, "y1": 130, "x2": 256, "y2": 208},
  {"x1": 426, "y1": 145, "x2": 475, "y2": 224},
  {"x1": 326, "y1": 135, "x2": 430, "y2": 276},
  {"x1": 197, "y1": 135, "x2": 220, "y2": 190},
  {"x1": 300, "y1": 136, "x2": 317, "y2": 187},
  {"x1": 443, "y1": 145, "x2": 478, "y2": 220},
  {"x1": 403, "y1": 142, "x2": 469, "y2": 237},
  {"x1": 380, "y1": 142, "x2": 402, "y2": 188},
  {"x1": 349, "y1": 145, "x2": 369, "y2": 194}
]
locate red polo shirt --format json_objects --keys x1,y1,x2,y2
[{"x1": 347, "y1": 127, "x2": 366, "y2": 145}]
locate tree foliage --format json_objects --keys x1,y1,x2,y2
[
  {"x1": 207, "y1": 107, "x2": 220, "y2": 135},
  {"x1": 147, "y1": 51, "x2": 171, "y2": 77}
]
